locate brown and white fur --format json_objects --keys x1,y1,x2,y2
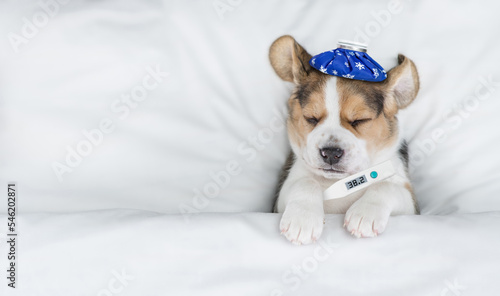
[{"x1": 269, "y1": 35, "x2": 419, "y2": 245}]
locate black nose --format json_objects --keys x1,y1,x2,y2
[{"x1": 320, "y1": 147, "x2": 344, "y2": 165}]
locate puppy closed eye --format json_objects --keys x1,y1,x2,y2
[
  {"x1": 350, "y1": 118, "x2": 372, "y2": 128},
  {"x1": 304, "y1": 116, "x2": 319, "y2": 126}
]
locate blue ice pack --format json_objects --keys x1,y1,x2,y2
[{"x1": 309, "y1": 40, "x2": 387, "y2": 82}]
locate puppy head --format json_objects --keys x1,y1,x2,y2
[{"x1": 269, "y1": 35, "x2": 419, "y2": 179}]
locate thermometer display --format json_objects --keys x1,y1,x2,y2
[
  {"x1": 323, "y1": 159, "x2": 396, "y2": 201},
  {"x1": 345, "y1": 175, "x2": 367, "y2": 190}
]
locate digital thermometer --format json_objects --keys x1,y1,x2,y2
[{"x1": 323, "y1": 159, "x2": 397, "y2": 200}]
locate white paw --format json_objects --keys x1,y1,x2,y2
[
  {"x1": 280, "y1": 201, "x2": 324, "y2": 245},
  {"x1": 344, "y1": 201, "x2": 391, "y2": 238}
]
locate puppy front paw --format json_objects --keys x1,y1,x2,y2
[
  {"x1": 344, "y1": 201, "x2": 390, "y2": 238},
  {"x1": 280, "y1": 201, "x2": 324, "y2": 245}
]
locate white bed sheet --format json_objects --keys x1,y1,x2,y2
[{"x1": 1, "y1": 210, "x2": 499, "y2": 296}]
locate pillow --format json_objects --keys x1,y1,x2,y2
[
  {"x1": 0, "y1": 0, "x2": 498, "y2": 215},
  {"x1": 0, "y1": 0, "x2": 291, "y2": 214}
]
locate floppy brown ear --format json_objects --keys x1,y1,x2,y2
[
  {"x1": 269, "y1": 35, "x2": 312, "y2": 84},
  {"x1": 384, "y1": 54, "x2": 420, "y2": 113}
]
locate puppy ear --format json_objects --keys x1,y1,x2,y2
[
  {"x1": 269, "y1": 35, "x2": 312, "y2": 84},
  {"x1": 384, "y1": 54, "x2": 420, "y2": 112}
]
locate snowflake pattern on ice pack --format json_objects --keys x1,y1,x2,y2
[{"x1": 355, "y1": 62, "x2": 365, "y2": 70}]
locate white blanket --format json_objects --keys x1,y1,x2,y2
[{"x1": 1, "y1": 210, "x2": 499, "y2": 295}]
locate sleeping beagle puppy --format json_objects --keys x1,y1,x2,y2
[{"x1": 269, "y1": 35, "x2": 419, "y2": 244}]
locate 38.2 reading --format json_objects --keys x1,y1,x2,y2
[{"x1": 345, "y1": 175, "x2": 367, "y2": 190}]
